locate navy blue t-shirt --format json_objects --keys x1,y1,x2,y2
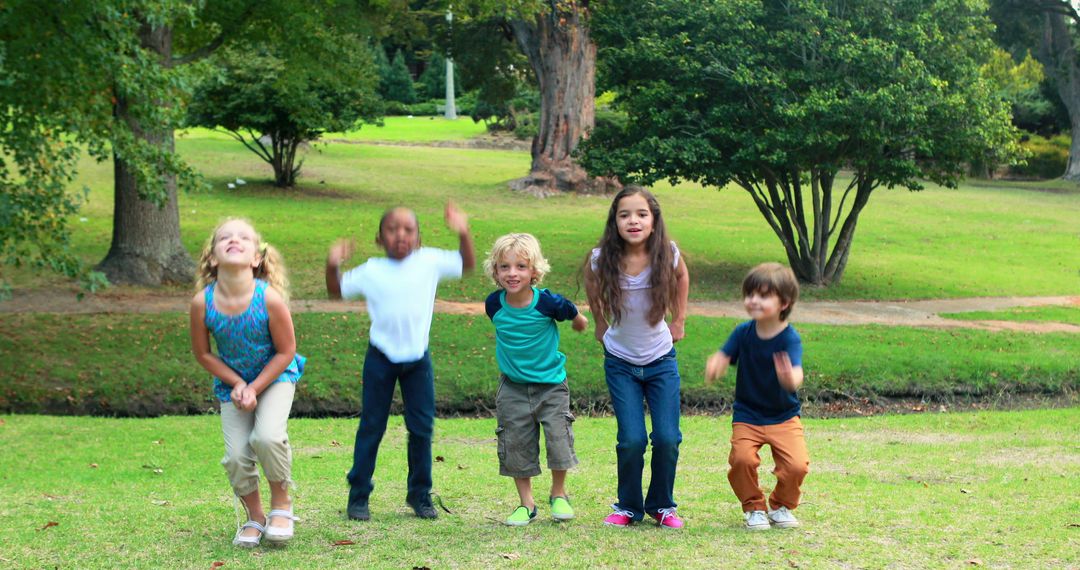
[{"x1": 721, "y1": 320, "x2": 803, "y2": 425}]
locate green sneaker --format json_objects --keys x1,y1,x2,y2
[
  {"x1": 550, "y1": 496, "x2": 575, "y2": 521},
  {"x1": 504, "y1": 505, "x2": 537, "y2": 526}
]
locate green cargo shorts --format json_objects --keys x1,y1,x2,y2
[{"x1": 494, "y1": 375, "x2": 579, "y2": 478}]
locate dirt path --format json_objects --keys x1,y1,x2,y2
[{"x1": 3, "y1": 288, "x2": 1077, "y2": 333}]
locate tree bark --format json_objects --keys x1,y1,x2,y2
[
  {"x1": 96, "y1": 23, "x2": 194, "y2": 285},
  {"x1": 509, "y1": 1, "x2": 617, "y2": 196},
  {"x1": 1040, "y1": 12, "x2": 1080, "y2": 180}
]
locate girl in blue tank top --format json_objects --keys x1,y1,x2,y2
[{"x1": 190, "y1": 218, "x2": 305, "y2": 548}]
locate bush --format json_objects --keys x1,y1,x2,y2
[{"x1": 1010, "y1": 133, "x2": 1069, "y2": 179}]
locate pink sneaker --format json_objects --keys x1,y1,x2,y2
[
  {"x1": 603, "y1": 505, "x2": 635, "y2": 527},
  {"x1": 650, "y1": 507, "x2": 684, "y2": 529}
]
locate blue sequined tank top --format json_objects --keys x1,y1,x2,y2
[{"x1": 204, "y1": 279, "x2": 305, "y2": 402}]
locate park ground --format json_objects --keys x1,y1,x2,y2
[{"x1": 1, "y1": 119, "x2": 1078, "y2": 567}]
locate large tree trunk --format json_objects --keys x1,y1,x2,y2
[
  {"x1": 509, "y1": 1, "x2": 617, "y2": 196},
  {"x1": 96, "y1": 23, "x2": 194, "y2": 285},
  {"x1": 1041, "y1": 12, "x2": 1080, "y2": 180}
]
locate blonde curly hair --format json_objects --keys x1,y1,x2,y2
[
  {"x1": 483, "y1": 233, "x2": 551, "y2": 287},
  {"x1": 194, "y1": 217, "x2": 290, "y2": 303}
]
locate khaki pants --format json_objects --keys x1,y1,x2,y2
[
  {"x1": 728, "y1": 416, "x2": 809, "y2": 512},
  {"x1": 220, "y1": 381, "x2": 295, "y2": 496}
]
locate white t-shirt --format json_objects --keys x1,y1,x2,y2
[
  {"x1": 591, "y1": 243, "x2": 680, "y2": 365},
  {"x1": 340, "y1": 247, "x2": 463, "y2": 363}
]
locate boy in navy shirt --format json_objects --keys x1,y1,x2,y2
[{"x1": 705, "y1": 262, "x2": 809, "y2": 531}]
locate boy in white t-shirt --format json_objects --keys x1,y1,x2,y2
[{"x1": 326, "y1": 202, "x2": 474, "y2": 521}]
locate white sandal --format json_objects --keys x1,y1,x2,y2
[
  {"x1": 232, "y1": 519, "x2": 265, "y2": 548},
  {"x1": 263, "y1": 509, "x2": 299, "y2": 544}
]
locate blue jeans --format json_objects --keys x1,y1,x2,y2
[
  {"x1": 347, "y1": 344, "x2": 435, "y2": 504},
  {"x1": 604, "y1": 348, "x2": 682, "y2": 520}
]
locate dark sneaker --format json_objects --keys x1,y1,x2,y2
[
  {"x1": 347, "y1": 487, "x2": 370, "y2": 521},
  {"x1": 407, "y1": 496, "x2": 439, "y2": 519}
]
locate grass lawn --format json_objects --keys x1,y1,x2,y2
[
  {"x1": 2, "y1": 312, "x2": 1076, "y2": 416},
  {"x1": 941, "y1": 305, "x2": 1080, "y2": 326},
  {"x1": 7, "y1": 127, "x2": 1079, "y2": 303},
  {"x1": 1, "y1": 409, "x2": 1076, "y2": 568}
]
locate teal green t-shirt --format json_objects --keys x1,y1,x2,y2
[{"x1": 485, "y1": 287, "x2": 580, "y2": 384}]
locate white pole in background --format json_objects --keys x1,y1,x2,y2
[{"x1": 444, "y1": 6, "x2": 457, "y2": 120}]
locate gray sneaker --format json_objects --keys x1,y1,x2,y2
[
  {"x1": 744, "y1": 510, "x2": 770, "y2": 531},
  {"x1": 767, "y1": 506, "x2": 799, "y2": 529}
]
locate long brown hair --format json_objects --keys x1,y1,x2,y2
[{"x1": 590, "y1": 185, "x2": 677, "y2": 326}]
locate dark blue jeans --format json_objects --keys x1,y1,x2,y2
[
  {"x1": 604, "y1": 348, "x2": 682, "y2": 520},
  {"x1": 347, "y1": 344, "x2": 435, "y2": 504}
]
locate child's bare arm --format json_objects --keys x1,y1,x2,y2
[
  {"x1": 584, "y1": 263, "x2": 608, "y2": 343},
  {"x1": 773, "y1": 352, "x2": 804, "y2": 392},
  {"x1": 571, "y1": 311, "x2": 589, "y2": 332},
  {"x1": 445, "y1": 201, "x2": 475, "y2": 272},
  {"x1": 326, "y1": 239, "x2": 354, "y2": 299},
  {"x1": 704, "y1": 351, "x2": 731, "y2": 386},
  {"x1": 669, "y1": 256, "x2": 690, "y2": 342}
]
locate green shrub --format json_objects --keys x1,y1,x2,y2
[{"x1": 1011, "y1": 133, "x2": 1069, "y2": 179}]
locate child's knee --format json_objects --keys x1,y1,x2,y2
[
  {"x1": 728, "y1": 449, "x2": 761, "y2": 471},
  {"x1": 249, "y1": 430, "x2": 290, "y2": 456},
  {"x1": 776, "y1": 460, "x2": 810, "y2": 481}
]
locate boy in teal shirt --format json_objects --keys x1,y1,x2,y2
[{"x1": 484, "y1": 233, "x2": 588, "y2": 525}]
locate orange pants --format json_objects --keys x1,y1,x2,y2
[{"x1": 728, "y1": 416, "x2": 809, "y2": 512}]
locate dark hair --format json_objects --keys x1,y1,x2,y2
[
  {"x1": 742, "y1": 262, "x2": 799, "y2": 321},
  {"x1": 590, "y1": 185, "x2": 677, "y2": 326},
  {"x1": 375, "y1": 207, "x2": 421, "y2": 242}
]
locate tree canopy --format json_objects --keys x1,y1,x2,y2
[
  {"x1": 582, "y1": 0, "x2": 1019, "y2": 285},
  {"x1": 187, "y1": 38, "x2": 381, "y2": 187}
]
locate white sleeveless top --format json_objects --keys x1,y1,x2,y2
[{"x1": 590, "y1": 242, "x2": 680, "y2": 365}]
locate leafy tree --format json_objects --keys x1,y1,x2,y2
[
  {"x1": 417, "y1": 52, "x2": 458, "y2": 100},
  {"x1": 995, "y1": 0, "x2": 1080, "y2": 179},
  {"x1": 382, "y1": 49, "x2": 418, "y2": 103},
  {"x1": 0, "y1": 1, "x2": 398, "y2": 287},
  {"x1": 445, "y1": 0, "x2": 611, "y2": 195},
  {"x1": 582, "y1": 0, "x2": 1019, "y2": 286},
  {"x1": 187, "y1": 40, "x2": 380, "y2": 187}
]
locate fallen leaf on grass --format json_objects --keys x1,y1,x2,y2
[
  {"x1": 457, "y1": 464, "x2": 467, "y2": 470},
  {"x1": 153, "y1": 438, "x2": 164, "y2": 445},
  {"x1": 38, "y1": 521, "x2": 59, "y2": 531},
  {"x1": 142, "y1": 464, "x2": 164, "y2": 474},
  {"x1": 331, "y1": 540, "x2": 356, "y2": 546},
  {"x1": 966, "y1": 558, "x2": 983, "y2": 566},
  {"x1": 1067, "y1": 522, "x2": 1080, "y2": 528},
  {"x1": 412, "y1": 566, "x2": 431, "y2": 570},
  {"x1": 435, "y1": 456, "x2": 445, "y2": 462},
  {"x1": 330, "y1": 440, "x2": 341, "y2": 447},
  {"x1": 89, "y1": 463, "x2": 98, "y2": 469},
  {"x1": 0, "y1": 418, "x2": 6, "y2": 426},
  {"x1": 960, "y1": 488, "x2": 972, "y2": 494},
  {"x1": 151, "y1": 500, "x2": 170, "y2": 507},
  {"x1": 210, "y1": 562, "x2": 225, "y2": 569},
  {"x1": 501, "y1": 553, "x2": 520, "y2": 560},
  {"x1": 787, "y1": 560, "x2": 799, "y2": 568}
]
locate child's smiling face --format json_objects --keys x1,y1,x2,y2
[
  {"x1": 212, "y1": 219, "x2": 260, "y2": 270},
  {"x1": 377, "y1": 208, "x2": 420, "y2": 259},
  {"x1": 744, "y1": 288, "x2": 789, "y2": 322},
  {"x1": 495, "y1": 250, "x2": 535, "y2": 296},
  {"x1": 615, "y1": 193, "x2": 654, "y2": 246}
]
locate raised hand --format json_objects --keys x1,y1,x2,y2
[
  {"x1": 328, "y1": 239, "x2": 355, "y2": 266},
  {"x1": 444, "y1": 201, "x2": 469, "y2": 236}
]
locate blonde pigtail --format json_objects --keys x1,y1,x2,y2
[
  {"x1": 256, "y1": 243, "x2": 291, "y2": 304},
  {"x1": 194, "y1": 235, "x2": 219, "y2": 293}
]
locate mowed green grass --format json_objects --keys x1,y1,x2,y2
[
  {"x1": 1, "y1": 409, "x2": 1076, "y2": 568},
  {"x1": 941, "y1": 305, "x2": 1080, "y2": 326},
  {"x1": 2, "y1": 311, "x2": 1076, "y2": 416},
  {"x1": 14, "y1": 127, "x2": 1079, "y2": 302}
]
